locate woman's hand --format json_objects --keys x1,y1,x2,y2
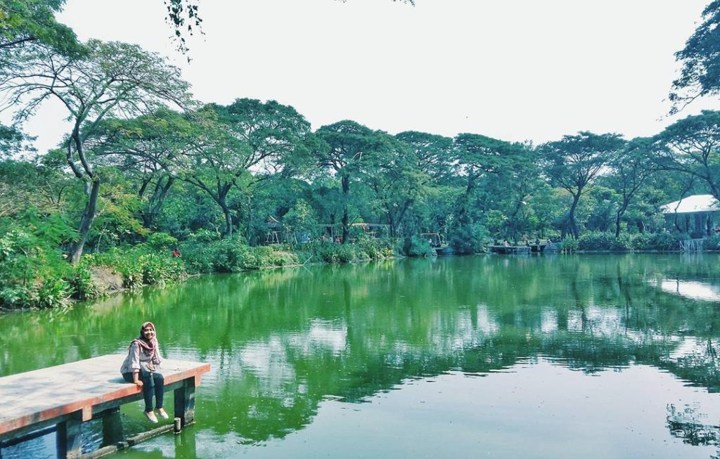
[{"x1": 134, "y1": 380, "x2": 144, "y2": 388}]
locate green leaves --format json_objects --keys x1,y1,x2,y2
[{"x1": 671, "y1": 1, "x2": 720, "y2": 112}]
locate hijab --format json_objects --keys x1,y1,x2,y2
[{"x1": 132, "y1": 321, "x2": 158, "y2": 358}]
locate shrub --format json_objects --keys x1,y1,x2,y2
[
  {"x1": 37, "y1": 276, "x2": 71, "y2": 309},
  {"x1": 146, "y1": 232, "x2": 178, "y2": 249},
  {"x1": 560, "y1": 237, "x2": 578, "y2": 253},
  {"x1": 66, "y1": 262, "x2": 99, "y2": 300},
  {"x1": 0, "y1": 225, "x2": 70, "y2": 309},
  {"x1": 577, "y1": 232, "x2": 633, "y2": 251},
  {"x1": 704, "y1": 234, "x2": 720, "y2": 251},
  {"x1": 400, "y1": 236, "x2": 435, "y2": 257},
  {"x1": 643, "y1": 232, "x2": 682, "y2": 251}
]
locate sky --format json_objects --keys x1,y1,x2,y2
[{"x1": 19, "y1": 0, "x2": 718, "y2": 152}]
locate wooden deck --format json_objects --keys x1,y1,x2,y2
[{"x1": 0, "y1": 354, "x2": 210, "y2": 458}]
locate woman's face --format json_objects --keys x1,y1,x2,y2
[{"x1": 142, "y1": 327, "x2": 155, "y2": 339}]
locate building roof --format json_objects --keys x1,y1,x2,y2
[{"x1": 660, "y1": 194, "x2": 720, "y2": 214}]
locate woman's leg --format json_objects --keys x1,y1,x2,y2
[
  {"x1": 151, "y1": 372, "x2": 165, "y2": 409},
  {"x1": 139, "y1": 369, "x2": 155, "y2": 412}
]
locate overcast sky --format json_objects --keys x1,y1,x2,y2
[{"x1": 22, "y1": 0, "x2": 716, "y2": 152}]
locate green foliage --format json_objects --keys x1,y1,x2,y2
[
  {"x1": 294, "y1": 239, "x2": 393, "y2": 264},
  {"x1": 577, "y1": 232, "x2": 632, "y2": 251},
  {"x1": 91, "y1": 247, "x2": 185, "y2": 289},
  {"x1": 560, "y1": 237, "x2": 579, "y2": 253},
  {"x1": 574, "y1": 231, "x2": 687, "y2": 252},
  {"x1": 65, "y1": 262, "x2": 98, "y2": 301},
  {"x1": 36, "y1": 275, "x2": 70, "y2": 308},
  {"x1": 146, "y1": 232, "x2": 178, "y2": 249},
  {"x1": 0, "y1": 218, "x2": 70, "y2": 309},
  {"x1": 400, "y1": 235, "x2": 435, "y2": 257},
  {"x1": 179, "y1": 239, "x2": 301, "y2": 273},
  {"x1": 671, "y1": 1, "x2": 720, "y2": 111},
  {"x1": 643, "y1": 232, "x2": 682, "y2": 251},
  {"x1": 448, "y1": 222, "x2": 485, "y2": 255}
]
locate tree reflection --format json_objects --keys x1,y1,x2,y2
[
  {"x1": 4, "y1": 254, "x2": 720, "y2": 447},
  {"x1": 667, "y1": 403, "x2": 719, "y2": 448}
]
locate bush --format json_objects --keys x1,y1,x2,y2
[
  {"x1": 704, "y1": 234, "x2": 720, "y2": 251},
  {"x1": 66, "y1": 262, "x2": 99, "y2": 300},
  {"x1": 37, "y1": 276, "x2": 71, "y2": 309},
  {"x1": 643, "y1": 232, "x2": 682, "y2": 251},
  {"x1": 399, "y1": 236, "x2": 435, "y2": 257},
  {"x1": 0, "y1": 225, "x2": 70, "y2": 309},
  {"x1": 577, "y1": 232, "x2": 632, "y2": 251},
  {"x1": 146, "y1": 232, "x2": 178, "y2": 249},
  {"x1": 560, "y1": 237, "x2": 579, "y2": 253},
  {"x1": 93, "y1": 247, "x2": 186, "y2": 288}
]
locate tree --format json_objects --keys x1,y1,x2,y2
[
  {"x1": 540, "y1": 132, "x2": 625, "y2": 239},
  {"x1": 179, "y1": 99, "x2": 311, "y2": 239},
  {"x1": 671, "y1": 1, "x2": 720, "y2": 112},
  {"x1": 0, "y1": 40, "x2": 191, "y2": 262},
  {"x1": 85, "y1": 108, "x2": 197, "y2": 228},
  {"x1": 606, "y1": 137, "x2": 658, "y2": 237},
  {"x1": 314, "y1": 121, "x2": 393, "y2": 243},
  {"x1": 0, "y1": 0, "x2": 81, "y2": 54},
  {"x1": 0, "y1": 124, "x2": 33, "y2": 155},
  {"x1": 393, "y1": 131, "x2": 454, "y2": 237},
  {"x1": 653, "y1": 110, "x2": 720, "y2": 200},
  {"x1": 449, "y1": 134, "x2": 526, "y2": 250}
]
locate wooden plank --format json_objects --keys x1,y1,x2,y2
[{"x1": 0, "y1": 355, "x2": 210, "y2": 439}]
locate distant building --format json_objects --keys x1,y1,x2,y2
[{"x1": 660, "y1": 194, "x2": 720, "y2": 237}]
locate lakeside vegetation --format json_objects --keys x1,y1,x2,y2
[{"x1": 2, "y1": 1, "x2": 720, "y2": 309}]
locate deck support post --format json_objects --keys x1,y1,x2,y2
[
  {"x1": 57, "y1": 411, "x2": 83, "y2": 459},
  {"x1": 173, "y1": 377, "x2": 197, "y2": 426},
  {"x1": 101, "y1": 408, "x2": 124, "y2": 447}
]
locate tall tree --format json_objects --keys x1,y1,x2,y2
[
  {"x1": 314, "y1": 121, "x2": 393, "y2": 243},
  {"x1": 653, "y1": 110, "x2": 720, "y2": 200},
  {"x1": 0, "y1": 40, "x2": 191, "y2": 262},
  {"x1": 450, "y1": 134, "x2": 525, "y2": 250},
  {"x1": 85, "y1": 108, "x2": 197, "y2": 228},
  {"x1": 671, "y1": 1, "x2": 720, "y2": 112},
  {"x1": 540, "y1": 132, "x2": 625, "y2": 239},
  {"x1": 606, "y1": 137, "x2": 658, "y2": 237},
  {"x1": 179, "y1": 99, "x2": 310, "y2": 238}
]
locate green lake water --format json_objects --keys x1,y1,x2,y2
[{"x1": 3, "y1": 254, "x2": 720, "y2": 458}]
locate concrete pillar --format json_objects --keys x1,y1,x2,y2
[
  {"x1": 101, "y1": 408, "x2": 124, "y2": 447},
  {"x1": 174, "y1": 378, "x2": 197, "y2": 427},
  {"x1": 57, "y1": 412, "x2": 83, "y2": 459}
]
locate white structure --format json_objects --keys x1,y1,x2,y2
[
  {"x1": 660, "y1": 194, "x2": 720, "y2": 214},
  {"x1": 660, "y1": 194, "x2": 720, "y2": 238}
]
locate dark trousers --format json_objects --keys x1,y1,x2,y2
[{"x1": 123, "y1": 370, "x2": 165, "y2": 412}]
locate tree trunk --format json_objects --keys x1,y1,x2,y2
[
  {"x1": 69, "y1": 179, "x2": 101, "y2": 264},
  {"x1": 568, "y1": 193, "x2": 581, "y2": 239},
  {"x1": 141, "y1": 176, "x2": 175, "y2": 227},
  {"x1": 221, "y1": 202, "x2": 233, "y2": 239},
  {"x1": 341, "y1": 175, "x2": 350, "y2": 243}
]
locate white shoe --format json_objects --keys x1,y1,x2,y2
[
  {"x1": 157, "y1": 408, "x2": 169, "y2": 420},
  {"x1": 145, "y1": 410, "x2": 159, "y2": 423}
]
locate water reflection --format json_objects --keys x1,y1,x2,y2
[
  {"x1": 651, "y1": 279, "x2": 720, "y2": 302},
  {"x1": 3, "y1": 254, "x2": 720, "y2": 458}
]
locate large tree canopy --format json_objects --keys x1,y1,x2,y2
[
  {"x1": 0, "y1": 0, "x2": 81, "y2": 54},
  {"x1": 671, "y1": 1, "x2": 720, "y2": 112},
  {"x1": 541, "y1": 132, "x2": 626, "y2": 239},
  {"x1": 0, "y1": 39, "x2": 192, "y2": 262},
  {"x1": 654, "y1": 110, "x2": 720, "y2": 200}
]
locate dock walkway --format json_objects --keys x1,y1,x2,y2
[{"x1": 0, "y1": 354, "x2": 210, "y2": 458}]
